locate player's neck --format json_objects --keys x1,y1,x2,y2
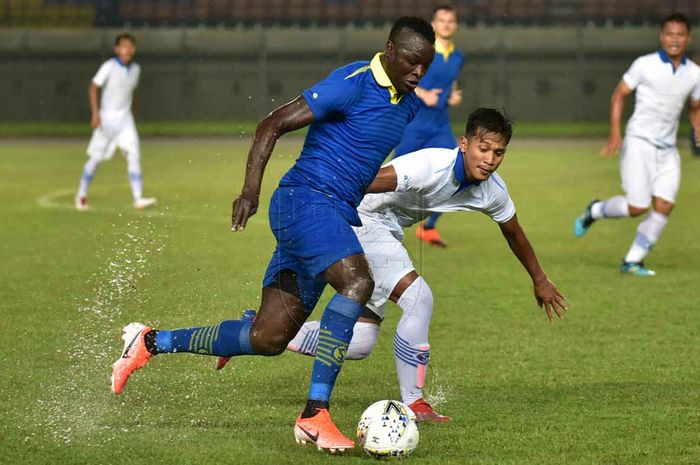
[{"x1": 436, "y1": 37, "x2": 452, "y2": 49}]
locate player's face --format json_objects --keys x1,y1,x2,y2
[
  {"x1": 432, "y1": 9, "x2": 458, "y2": 40},
  {"x1": 659, "y1": 21, "x2": 690, "y2": 59},
  {"x1": 460, "y1": 131, "x2": 507, "y2": 181},
  {"x1": 114, "y1": 39, "x2": 136, "y2": 65},
  {"x1": 384, "y1": 31, "x2": 434, "y2": 94}
]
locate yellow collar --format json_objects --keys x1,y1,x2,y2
[
  {"x1": 435, "y1": 40, "x2": 454, "y2": 61},
  {"x1": 370, "y1": 53, "x2": 402, "y2": 104}
]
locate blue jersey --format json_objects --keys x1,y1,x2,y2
[
  {"x1": 394, "y1": 43, "x2": 464, "y2": 157},
  {"x1": 413, "y1": 43, "x2": 464, "y2": 127},
  {"x1": 279, "y1": 53, "x2": 420, "y2": 224}
]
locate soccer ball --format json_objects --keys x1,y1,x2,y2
[{"x1": 357, "y1": 400, "x2": 419, "y2": 459}]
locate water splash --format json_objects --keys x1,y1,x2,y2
[{"x1": 35, "y1": 218, "x2": 165, "y2": 444}]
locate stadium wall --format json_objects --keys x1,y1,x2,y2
[{"x1": 0, "y1": 26, "x2": 670, "y2": 123}]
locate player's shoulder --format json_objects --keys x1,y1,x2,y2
[
  {"x1": 391, "y1": 147, "x2": 457, "y2": 177},
  {"x1": 486, "y1": 171, "x2": 508, "y2": 192},
  {"x1": 684, "y1": 57, "x2": 700, "y2": 74},
  {"x1": 334, "y1": 60, "x2": 372, "y2": 83}
]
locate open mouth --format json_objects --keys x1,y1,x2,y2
[{"x1": 406, "y1": 80, "x2": 418, "y2": 90}]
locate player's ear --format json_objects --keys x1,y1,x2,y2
[
  {"x1": 384, "y1": 40, "x2": 395, "y2": 60},
  {"x1": 459, "y1": 136, "x2": 468, "y2": 152}
]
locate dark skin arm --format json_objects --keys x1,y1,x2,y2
[
  {"x1": 366, "y1": 165, "x2": 398, "y2": 193},
  {"x1": 88, "y1": 83, "x2": 100, "y2": 129},
  {"x1": 231, "y1": 96, "x2": 315, "y2": 231},
  {"x1": 498, "y1": 215, "x2": 567, "y2": 321}
]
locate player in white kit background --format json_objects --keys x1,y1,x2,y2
[
  {"x1": 275, "y1": 108, "x2": 567, "y2": 422},
  {"x1": 574, "y1": 13, "x2": 700, "y2": 276},
  {"x1": 75, "y1": 33, "x2": 156, "y2": 211}
]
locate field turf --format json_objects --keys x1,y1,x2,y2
[{"x1": 1, "y1": 137, "x2": 699, "y2": 465}]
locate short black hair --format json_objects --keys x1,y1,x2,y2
[
  {"x1": 661, "y1": 13, "x2": 691, "y2": 32},
  {"x1": 115, "y1": 33, "x2": 136, "y2": 46},
  {"x1": 465, "y1": 108, "x2": 514, "y2": 144},
  {"x1": 389, "y1": 16, "x2": 435, "y2": 45},
  {"x1": 433, "y1": 5, "x2": 456, "y2": 17}
]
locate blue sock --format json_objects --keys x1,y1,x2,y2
[
  {"x1": 425, "y1": 213, "x2": 442, "y2": 229},
  {"x1": 308, "y1": 294, "x2": 364, "y2": 402},
  {"x1": 154, "y1": 319, "x2": 255, "y2": 356}
]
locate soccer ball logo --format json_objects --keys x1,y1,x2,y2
[{"x1": 357, "y1": 400, "x2": 420, "y2": 459}]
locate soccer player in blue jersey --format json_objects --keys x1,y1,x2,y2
[
  {"x1": 395, "y1": 5, "x2": 465, "y2": 247},
  {"x1": 110, "y1": 17, "x2": 436, "y2": 453}
]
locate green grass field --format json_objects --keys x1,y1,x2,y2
[{"x1": 1, "y1": 136, "x2": 699, "y2": 465}]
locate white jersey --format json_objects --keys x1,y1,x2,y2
[
  {"x1": 623, "y1": 51, "x2": 700, "y2": 148},
  {"x1": 92, "y1": 58, "x2": 141, "y2": 133},
  {"x1": 357, "y1": 147, "x2": 515, "y2": 238}
]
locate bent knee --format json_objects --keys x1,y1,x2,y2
[
  {"x1": 249, "y1": 330, "x2": 290, "y2": 356},
  {"x1": 628, "y1": 205, "x2": 648, "y2": 217}
]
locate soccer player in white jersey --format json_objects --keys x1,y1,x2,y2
[
  {"x1": 220, "y1": 108, "x2": 567, "y2": 422},
  {"x1": 75, "y1": 33, "x2": 156, "y2": 211},
  {"x1": 574, "y1": 13, "x2": 700, "y2": 276}
]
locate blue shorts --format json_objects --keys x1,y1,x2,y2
[
  {"x1": 394, "y1": 126, "x2": 457, "y2": 157},
  {"x1": 262, "y1": 186, "x2": 365, "y2": 313}
]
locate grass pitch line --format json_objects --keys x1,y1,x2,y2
[{"x1": 37, "y1": 189, "x2": 265, "y2": 225}]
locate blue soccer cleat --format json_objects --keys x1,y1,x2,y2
[
  {"x1": 574, "y1": 199, "x2": 599, "y2": 237},
  {"x1": 215, "y1": 309, "x2": 256, "y2": 370},
  {"x1": 620, "y1": 261, "x2": 656, "y2": 276}
]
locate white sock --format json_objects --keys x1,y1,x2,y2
[
  {"x1": 394, "y1": 277, "x2": 433, "y2": 406},
  {"x1": 77, "y1": 157, "x2": 101, "y2": 198},
  {"x1": 287, "y1": 320, "x2": 378, "y2": 360},
  {"x1": 624, "y1": 211, "x2": 669, "y2": 263},
  {"x1": 591, "y1": 195, "x2": 629, "y2": 219},
  {"x1": 126, "y1": 151, "x2": 143, "y2": 201}
]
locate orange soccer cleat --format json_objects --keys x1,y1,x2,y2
[
  {"x1": 294, "y1": 409, "x2": 354, "y2": 454},
  {"x1": 408, "y1": 398, "x2": 451, "y2": 423},
  {"x1": 111, "y1": 322, "x2": 153, "y2": 395},
  {"x1": 415, "y1": 224, "x2": 447, "y2": 248}
]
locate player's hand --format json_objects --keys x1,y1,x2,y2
[
  {"x1": 422, "y1": 89, "x2": 443, "y2": 107},
  {"x1": 600, "y1": 134, "x2": 622, "y2": 157},
  {"x1": 231, "y1": 193, "x2": 258, "y2": 232},
  {"x1": 91, "y1": 114, "x2": 100, "y2": 129},
  {"x1": 448, "y1": 89, "x2": 462, "y2": 106},
  {"x1": 533, "y1": 277, "x2": 567, "y2": 322}
]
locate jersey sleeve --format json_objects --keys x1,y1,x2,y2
[
  {"x1": 92, "y1": 60, "x2": 112, "y2": 87},
  {"x1": 389, "y1": 151, "x2": 435, "y2": 193},
  {"x1": 301, "y1": 67, "x2": 361, "y2": 120},
  {"x1": 622, "y1": 57, "x2": 645, "y2": 90},
  {"x1": 484, "y1": 175, "x2": 516, "y2": 223}
]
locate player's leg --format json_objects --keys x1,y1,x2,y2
[
  {"x1": 287, "y1": 309, "x2": 380, "y2": 360},
  {"x1": 76, "y1": 128, "x2": 114, "y2": 209},
  {"x1": 118, "y1": 124, "x2": 156, "y2": 209},
  {"x1": 389, "y1": 270, "x2": 449, "y2": 422},
  {"x1": 294, "y1": 253, "x2": 373, "y2": 452},
  {"x1": 621, "y1": 147, "x2": 679, "y2": 276},
  {"x1": 574, "y1": 136, "x2": 650, "y2": 236}
]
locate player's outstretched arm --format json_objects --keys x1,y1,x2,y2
[
  {"x1": 232, "y1": 96, "x2": 315, "y2": 232},
  {"x1": 88, "y1": 83, "x2": 100, "y2": 129},
  {"x1": 600, "y1": 80, "x2": 633, "y2": 157},
  {"x1": 498, "y1": 215, "x2": 567, "y2": 321}
]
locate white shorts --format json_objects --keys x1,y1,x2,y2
[
  {"x1": 620, "y1": 135, "x2": 681, "y2": 208},
  {"x1": 354, "y1": 222, "x2": 415, "y2": 319},
  {"x1": 87, "y1": 118, "x2": 139, "y2": 162}
]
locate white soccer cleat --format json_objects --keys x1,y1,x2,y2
[
  {"x1": 133, "y1": 197, "x2": 157, "y2": 210},
  {"x1": 75, "y1": 196, "x2": 89, "y2": 211}
]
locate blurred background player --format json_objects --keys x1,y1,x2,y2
[
  {"x1": 394, "y1": 5, "x2": 464, "y2": 247},
  {"x1": 574, "y1": 13, "x2": 700, "y2": 276},
  {"x1": 280, "y1": 108, "x2": 566, "y2": 422},
  {"x1": 110, "y1": 17, "x2": 435, "y2": 454},
  {"x1": 75, "y1": 33, "x2": 156, "y2": 211}
]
